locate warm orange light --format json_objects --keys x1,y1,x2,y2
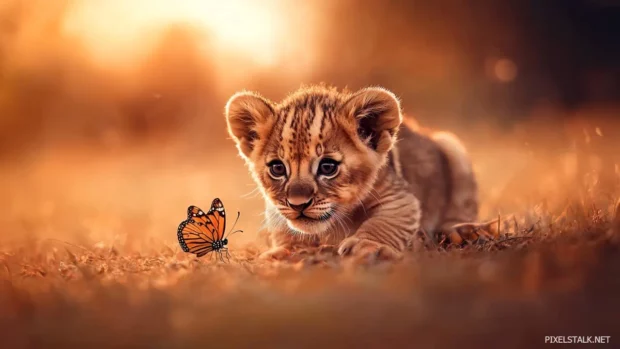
[
  {"x1": 493, "y1": 58, "x2": 518, "y2": 83},
  {"x1": 62, "y1": 0, "x2": 286, "y2": 67}
]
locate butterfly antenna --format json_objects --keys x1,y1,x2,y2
[
  {"x1": 228, "y1": 229, "x2": 244, "y2": 237},
  {"x1": 226, "y1": 211, "x2": 244, "y2": 237}
]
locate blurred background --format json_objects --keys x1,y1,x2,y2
[{"x1": 1, "y1": 0, "x2": 619, "y2": 248}]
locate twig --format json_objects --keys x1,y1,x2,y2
[
  {"x1": 45, "y1": 238, "x2": 92, "y2": 254},
  {"x1": 486, "y1": 236, "x2": 534, "y2": 250},
  {"x1": 0, "y1": 259, "x2": 10, "y2": 280},
  {"x1": 513, "y1": 215, "x2": 519, "y2": 233},
  {"x1": 498, "y1": 213, "x2": 501, "y2": 236},
  {"x1": 498, "y1": 236, "x2": 534, "y2": 243}
]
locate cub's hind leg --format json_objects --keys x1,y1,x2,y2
[{"x1": 432, "y1": 132, "x2": 480, "y2": 244}]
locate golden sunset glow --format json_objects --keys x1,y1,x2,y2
[{"x1": 62, "y1": 0, "x2": 287, "y2": 66}]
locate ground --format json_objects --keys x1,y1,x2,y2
[{"x1": 1, "y1": 125, "x2": 619, "y2": 348}]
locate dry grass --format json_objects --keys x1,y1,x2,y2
[
  {"x1": 1, "y1": 209, "x2": 619, "y2": 348},
  {"x1": 1, "y1": 137, "x2": 620, "y2": 349}
]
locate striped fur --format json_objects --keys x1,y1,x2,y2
[{"x1": 226, "y1": 85, "x2": 478, "y2": 259}]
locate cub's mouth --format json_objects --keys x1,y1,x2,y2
[
  {"x1": 295, "y1": 210, "x2": 333, "y2": 222},
  {"x1": 284, "y1": 209, "x2": 334, "y2": 234}
]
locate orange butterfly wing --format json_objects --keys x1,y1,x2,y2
[
  {"x1": 205, "y1": 198, "x2": 226, "y2": 241},
  {"x1": 177, "y1": 199, "x2": 227, "y2": 257}
]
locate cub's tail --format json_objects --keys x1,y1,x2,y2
[{"x1": 431, "y1": 131, "x2": 479, "y2": 226}]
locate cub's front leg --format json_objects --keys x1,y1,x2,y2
[
  {"x1": 338, "y1": 191, "x2": 421, "y2": 260},
  {"x1": 259, "y1": 229, "x2": 321, "y2": 260},
  {"x1": 258, "y1": 204, "x2": 318, "y2": 260}
]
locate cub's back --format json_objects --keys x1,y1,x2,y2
[{"x1": 392, "y1": 125, "x2": 452, "y2": 233}]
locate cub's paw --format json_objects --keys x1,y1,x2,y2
[
  {"x1": 446, "y1": 218, "x2": 502, "y2": 245},
  {"x1": 338, "y1": 237, "x2": 401, "y2": 260},
  {"x1": 258, "y1": 246, "x2": 291, "y2": 260}
]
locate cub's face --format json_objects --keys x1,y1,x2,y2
[{"x1": 225, "y1": 87, "x2": 402, "y2": 235}]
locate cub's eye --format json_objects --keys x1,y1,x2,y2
[
  {"x1": 318, "y1": 158, "x2": 339, "y2": 177},
  {"x1": 268, "y1": 160, "x2": 287, "y2": 178}
]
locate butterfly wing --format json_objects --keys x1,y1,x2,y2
[
  {"x1": 205, "y1": 198, "x2": 226, "y2": 241},
  {"x1": 177, "y1": 199, "x2": 227, "y2": 257},
  {"x1": 177, "y1": 205, "x2": 215, "y2": 257}
]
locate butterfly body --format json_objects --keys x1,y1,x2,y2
[
  {"x1": 211, "y1": 238, "x2": 228, "y2": 251},
  {"x1": 177, "y1": 198, "x2": 241, "y2": 260}
]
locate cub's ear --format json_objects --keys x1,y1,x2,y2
[
  {"x1": 225, "y1": 91, "x2": 275, "y2": 159},
  {"x1": 343, "y1": 87, "x2": 402, "y2": 153}
]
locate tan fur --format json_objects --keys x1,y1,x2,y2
[
  {"x1": 431, "y1": 131, "x2": 479, "y2": 229},
  {"x1": 225, "y1": 86, "x2": 478, "y2": 259}
]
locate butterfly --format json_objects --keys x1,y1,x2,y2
[{"x1": 177, "y1": 198, "x2": 242, "y2": 262}]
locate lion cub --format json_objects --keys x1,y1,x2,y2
[{"x1": 225, "y1": 86, "x2": 478, "y2": 259}]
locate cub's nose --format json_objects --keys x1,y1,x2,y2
[
  {"x1": 286, "y1": 180, "x2": 315, "y2": 213},
  {"x1": 287, "y1": 198, "x2": 314, "y2": 212}
]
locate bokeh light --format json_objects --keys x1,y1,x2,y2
[
  {"x1": 62, "y1": 0, "x2": 290, "y2": 67},
  {"x1": 493, "y1": 58, "x2": 518, "y2": 82}
]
